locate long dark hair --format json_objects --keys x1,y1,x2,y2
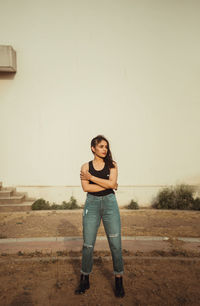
[{"x1": 90, "y1": 135, "x2": 116, "y2": 169}]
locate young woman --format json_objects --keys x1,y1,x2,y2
[{"x1": 75, "y1": 135, "x2": 125, "y2": 298}]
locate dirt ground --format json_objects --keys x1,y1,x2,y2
[
  {"x1": 0, "y1": 209, "x2": 200, "y2": 239},
  {"x1": 0, "y1": 209, "x2": 200, "y2": 305},
  {"x1": 0, "y1": 253, "x2": 200, "y2": 306}
]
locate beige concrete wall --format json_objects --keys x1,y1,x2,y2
[
  {"x1": 0, "y1": 1, "x2": 200, "y2": 191},
  {"x1": 16, "y1": 184, "x2": 200, "y2": 207}
]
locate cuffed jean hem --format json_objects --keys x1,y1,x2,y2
[
  {"x1": 80, "y1": 270, "x2": 91, "y2": 275},
  {"x1": 113, "y1": 271, "x2": 124, "y2": 275}
]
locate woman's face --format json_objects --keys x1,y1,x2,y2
[{"x1": 92, "y1": 140, "x2": 108, "y2": 158}]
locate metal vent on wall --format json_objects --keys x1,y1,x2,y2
[{"x1": 0, "y1": 45, "x2": 17, "y2": 72}]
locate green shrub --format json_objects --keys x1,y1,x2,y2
[
  {"x1": 60, "y1": 196, "x2": 81, "y2": 209},
  {"x1": 31, "y1": 198, "x2": 50, "y2": 210},
  {"x1": 151, "y1": 184, "x2": 197, "y2": 210},
  {"x1": 152, "y1": 188, "x2": 175, "y2": 209},
  {"x1": 192, "y1": 197, "x2": 200, "y2": 210},
  {"x1": 31, "y1": 196, "x2": 81, "y2": 210},
  {"x1": 127, "y1": 199, "x2": 139, "y2": 210},
  {"x1": 174, "y1": 184, "x2": 195, "y2": 210},
  {"x1": 51, "y1": 202, "x2": 62, "y2": 210}
]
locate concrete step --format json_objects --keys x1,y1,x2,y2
[
  {"x1": 0, "y1": 206, "x2": 32, "y2": 212},
  {"x1": 0, "y1": 194, "x2": 25, "y2": 204},
  {"x1": 13, "y1": 191, "x2": 36, "y2": 202},
  {"x1": 0, "y1": 187, "x2": 15, "y2": 197},
  {"x1": 0, "y1": 201, "x2": 33, "y2": 212},
  {"x1": 0, "y1": 183, "x2": 35, "y2": 211}
]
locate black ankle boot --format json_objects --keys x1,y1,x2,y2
[
  {"x1": 74, "y1": 274, "x2": 90, "y2": 294},
  {"x1": 115, "y1": 276, "x2": 125, "y2": 298}
]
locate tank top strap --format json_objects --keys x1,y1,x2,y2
[{"x1": 89, "y1": 160, "x2": 92, "y2": 172}]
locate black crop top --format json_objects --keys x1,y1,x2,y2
[{"x1": 87, "y1": 160, "x2": 115, "y2": 196}]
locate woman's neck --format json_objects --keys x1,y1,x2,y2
[{"x1": 93, "y1": 156, "x2": 104, "y2": 164}]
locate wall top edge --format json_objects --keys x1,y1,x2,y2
[{"x1": 13, "y1": 184, "x2": 200, "y2": 188}]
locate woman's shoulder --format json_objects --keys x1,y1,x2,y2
[
  {"x1": 112, "y1": 161, "x2": 117, "y2": 168},
  {"x1": 81, "y1": 161, "x2": 90, "y2": 171}
]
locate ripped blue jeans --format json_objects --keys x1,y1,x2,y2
[{"x1": 80, "y1": 193, "x2": 124, "y2": 275}]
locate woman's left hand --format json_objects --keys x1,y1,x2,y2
[{"x1": 80, "y1": 170, "x2": 92, "y2": 181}]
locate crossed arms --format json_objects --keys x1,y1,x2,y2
[{"x1": 80, "y1": 162, "x2": 118, "y2": 192}]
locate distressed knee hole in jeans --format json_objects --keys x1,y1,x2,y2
[
  {"x1": 83, "y1": 243, "x2": 93, "y2": 248},
  {"x1": 109, "y1": 233, "x2": 119, "y2": 238}
]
